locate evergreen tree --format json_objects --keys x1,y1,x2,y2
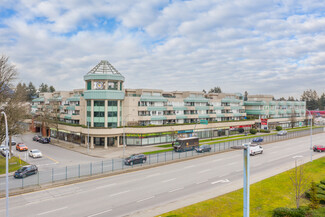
[
  {"x1": 301, "y1": 89, "x2": 319, "y2": 110},
  {"x1": 49, "y1": 85, "x2": 55, "y2": 92},
  {"x1": 309, "y1": 181, "x2": 319, "y2": 209},
  {"x1": 208, "y1": 86, "x2": 222, "y2": 93},
  {"x1": 27, "y1": 82, "x2": 37, "y2": 100}
]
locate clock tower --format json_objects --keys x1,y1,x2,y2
[{"x1": 83, "y1": 60, "x2": 125, "y2": 128}]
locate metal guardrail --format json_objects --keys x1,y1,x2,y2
[{"x1": 0, "y1": 127, "x2": 323, "y2": 191}]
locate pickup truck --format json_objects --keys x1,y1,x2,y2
[{"x1": 313, "y1": 145, "x2": 325, "y2": 152}]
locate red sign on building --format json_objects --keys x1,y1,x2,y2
[{"x1": 261, "y1": 119, "x2": 268, "y2": 125}]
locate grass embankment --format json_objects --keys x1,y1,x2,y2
[
  {"x1": 0, "y1": 156, "x2": 28, "y2": 174},
  {"x1": 160, "y1": 157, "x2": 325, "y2": 217}
]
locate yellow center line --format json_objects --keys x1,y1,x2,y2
[{"x1": 43, "y1": 154, "x2": 59, "y2": 164}]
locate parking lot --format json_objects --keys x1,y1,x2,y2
[{"x1": 10, "y1": 133, "x2": 101, "y2": 171}]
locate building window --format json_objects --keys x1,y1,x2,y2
[
  {"x1": 94, "y1": 101, "x2": 105, "y2": 106},
  {"x1": 87, "y1": 111, "x2": 91, "y2": 117},
  {"x1": 94, "y1": 112, "x2": 105, "y2": 117},
  {"x1": 87, "y1": 81, "x2": 91, "y2": 90},
  {"x1": 87, "y1": 100, "x2": 91, "y2": 106},
  {"x1": 94, "y1": 123, "x2": 104, "y2": 127},
  {"x1": 108, "y1": 111, "x2": 117, "y2": 117},
  {"x1": 108, "y1": 122, "x2": 117, "y2": 128},
  {"x1": 108, "y1": 101, "x2": 117, "y2": 106}
]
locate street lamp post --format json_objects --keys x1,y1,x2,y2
[
  {"x1": 306, "y1": 110, "x2": 313, "y2": 162},
  {"x1": 1, "y1": 111, "x2": 9, "y2": 217},
  {"x1": 232, "y1": 143, "x2": 251, "y2": 217}
]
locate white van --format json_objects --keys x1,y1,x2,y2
[{"x1": 250, "y1": 145, "x2": 263, "y2": 156}]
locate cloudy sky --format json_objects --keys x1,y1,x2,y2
[{"x1": 1, "y1": 0, "x2": 325, "y2": 98}]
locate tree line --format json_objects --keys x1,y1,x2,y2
[{"x1": 17, "y1": 82, "x2": 56, "y2": 101}]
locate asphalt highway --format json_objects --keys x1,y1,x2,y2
[{"x1": 1, "y1": 133, "x2": 324, "y2": 217}]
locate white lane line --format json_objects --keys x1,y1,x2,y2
[
  {"x1": 196, "y1": 180, "x2": 208, "y2": 184},
  {"x1": 169, "y1": 187, "x2": 184, "y2": 193},
  {"x1": 110, "y1": 190, "x2": 130, "y2": 197},
  {"x1": 235, "y1": 169, "x2": 242, "y2": 172},
  {"x1": 37, "y1": 206, "x2": 68, "y2": 216},
  {"x1": 162, "y1": 178, "x2": 176, "y2": 183},
  {"x1": 184, "y1": 165, "x2": 195, "y2": 169},
  {"x1": 87, "y1": 209, "x2": 112, "y2": 217},
  {"x1": 198, "y1": 169, "x2": 211, "y2": 174},
  {"x1": 95, "y1": 183, "x2": 116, "y2": 190},
  {"x1": 212, "y1": 159, "x2": 222, "y2": 162},
  {"x1": 211, "y1": 179, "x2": 230, "y2": 185},
  {"x1": 227, "y1": 162, "x2": 236, "y2": 166},
  {"x1": 137, "y1": 196, "x2": 155, "y2": 203},
  {"x1": 146, "y1": 173, "x2": 161, "y2": 178}
]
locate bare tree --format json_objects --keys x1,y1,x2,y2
[
  {"x1": 0, "y1": 55, "x2": 17, "y2": 105},
  {"x1": 288, "y1": 160, "x2": 310, "y2": 208},
  {"x1": 0, "y1": 55, "x2": 28, "y2": 157}
]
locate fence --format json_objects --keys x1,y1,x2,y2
[{"x1": 0, "y1": 127, "x2": 323, "y2": 191}]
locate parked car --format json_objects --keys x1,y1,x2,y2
[
  {"x1": 252, "y1": 137, "x2": 263, "y2": 143},
  {"x1": 250, "y1": 145, "x2": 263, "y2": 156},
  {"x1": 11, "y1": 140, "x2": 17, "y2": 146},
  {"x1": 124, "y1": 154, "x2": 147, "y2": 166},
  {"x1": 29, "y1": 149, "x2": 43, "y2": 158},
  {"x1": 313, "y1": 145, "x2": 325, "y2": 152},
  {"x1": 0, "y1": 145, "x2": 13, "y2": 157},
  {"x1": 195, "y1": 145, "x2": 211, "y2": 153},
  {"x1": 33, "y1": 135, "x2": 42, "y2": 142},
  {"x1": 14, "y1": 165, "x2": 38, "y2": 178},
  {"x1": 16, "y1": 143, "x2": 28, "y2": 151},
  {"x1": 39, "y1": 137, "x2": 50, "y2": 144},
  {"x1": 277, "y1": 130, "x2": 287, "y2": 136}
]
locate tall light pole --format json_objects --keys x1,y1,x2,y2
[
  {"x1": 1, "y1": 111, "x2": 9, "y2": 217},
  {"x1": 306, "y1": 110, "x2": 313, "y2": 162},
  {"x1": 232, "y1": 143, "x2": 251, "y2": 217}
]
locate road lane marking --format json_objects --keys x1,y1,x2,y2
[
  {"x1": 95, "y1": 183, "x2": 117, "y2": 190},
  {"x1": 137, "y1": 196, "x2": 154, "y2": 202},
  {"x1": 212, "y1": 159, "x2": 222, "y2": 162},
  {"x1": 184, "y1": 165, "x2": 195, "y2": 169},
  {"x1": 162, "y1": 178, "x2": 176, "y2": 183},
  {"x1": 196, "y1": 180, "x2": 208, "y2": 184},
  {"x1": 43, "y1": 154, "x2": 59, "y2": 164},
  {"x1": 87, "y1": 209, "x2": 112, "y2": 217},
  {"x1": 198, "y1": 169, "x2": 211, "y2": 174},
  {"x1": 146, "y1": 173, "x2": 160, "y2": 178},
  {"x1": 227, "y1": 162, "x2": 236, "y2": 166},
  {"x1": 37, "y1": 206, "x2": 68, "y2": 215},
  {"x1": 169, "y1": 187, "x2": 183, "y2": 193},
  {"x1": 110, "y1": 190, "x2": 130, "y2": 197},
  {"x1": 211, "y1": 179, "x2": 230, "y2": 184}
]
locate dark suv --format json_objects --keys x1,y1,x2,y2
[
  {"x1": 39, "y1": 137, "x2": 50, "y2": 144},
  {"x1": 124, "y1": 154, "x2": 147, "y2": 166},
  {"x1": 14, "y1": 165, "x2": 38, "y2": 178},
  {"x1": 195, "y1": 145, "x2": 212, "y2": 153}
]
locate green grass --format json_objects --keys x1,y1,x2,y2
[
  {"x1": 143, "y1": 148, "x2": 174, "y2": 155},
  {"x1": 156, "y1": 144, "x2": 173, "y2": 148},
  {"x1": 159, "y1": 157, "x2": 325, "y2": 217},
  {"x1": 0, "y1": 156, "x2": 28, "y2": 174}
]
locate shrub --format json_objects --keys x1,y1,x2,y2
[
  {"x1": 238, "y1": 128, "x2": 244, "y2": 133},
  {"x1": 250, "y1": 128, "x2": 257, "y2": 134},
  {"x1": 276, "y1": 126, "x2": 283, "y2": 131},
  {"x1": 272, "y1": 207, "x2": 308, "y2": 217},
  {"x1": 260, "y1": 129, "x2": 270, "y2": 133}
]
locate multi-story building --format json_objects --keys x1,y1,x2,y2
[{"x1": 30, "y1": 60, "x2": 306, "y2": 148}]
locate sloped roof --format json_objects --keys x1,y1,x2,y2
[{"x1": 87, "y1": 60, "x2": 121, "y2": 75}]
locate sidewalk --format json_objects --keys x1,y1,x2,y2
[
  {"x1": 49, "y1": 138, "x2": 164, "y2": 159},
  {"x1": 48, "y1": 131, "x2": 272, "y2": 159}
]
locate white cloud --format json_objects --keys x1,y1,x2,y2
[{"x1": 1, "y1": 0, "x2": 325, "y2": 99}]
